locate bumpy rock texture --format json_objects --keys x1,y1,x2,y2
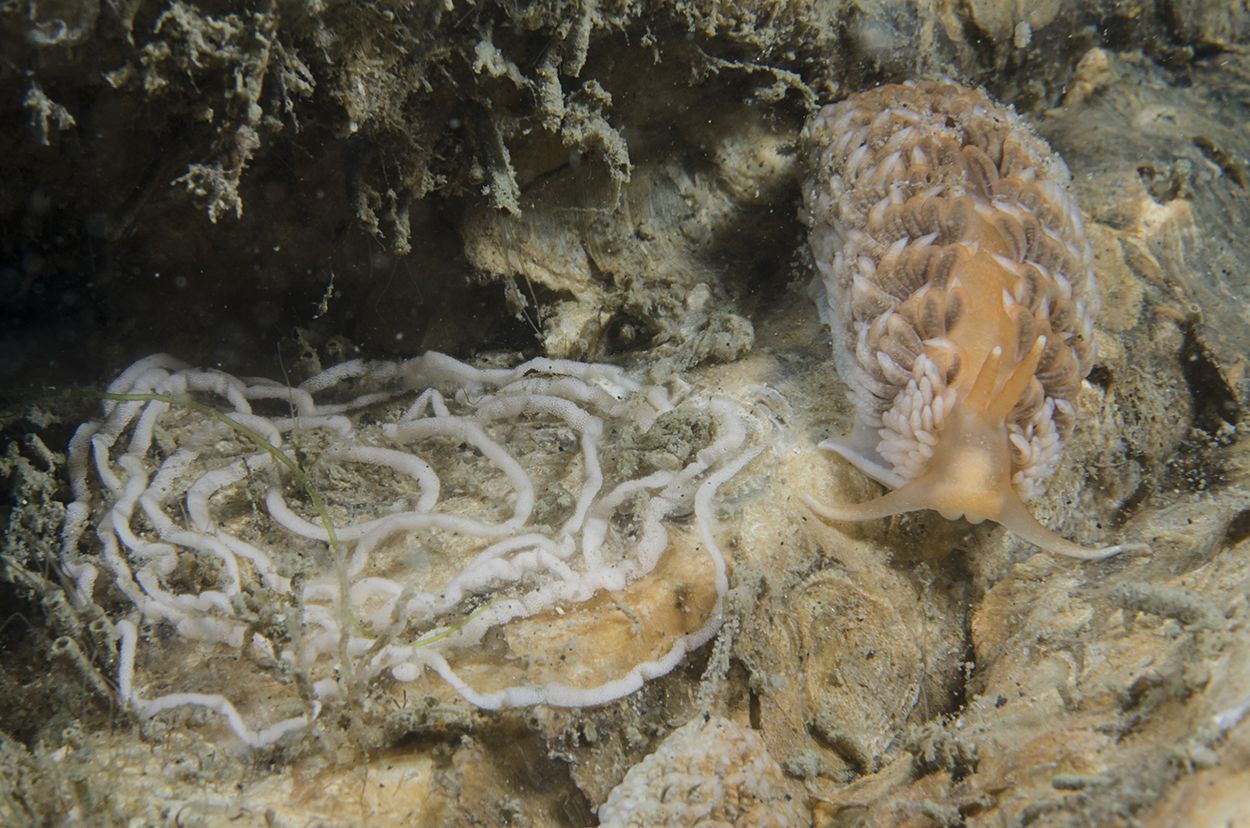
[{"x1": 598, "y1": 716, "x2": 804, "y2": 827}]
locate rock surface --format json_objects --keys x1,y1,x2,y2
[
  {"x1": 2, "y1": 2, "x2": 1249, "y2": 826},
  {"x1": 598, "y1": 715, "x2": 805, "y2": 827}
]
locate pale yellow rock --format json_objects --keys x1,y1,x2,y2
[{"x1": 598, "y1": 716, "x2": 805, "y2": 827}]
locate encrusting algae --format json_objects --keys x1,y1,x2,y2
[{"x1": 802, "y1": 81, "x2": 1124, "y2": 559}]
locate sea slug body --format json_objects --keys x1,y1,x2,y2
[{"x1": 801, "y1": 80, "x2": 1120, "y2": 559}]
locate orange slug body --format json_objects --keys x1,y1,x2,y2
[{"x1": 801, "y1": 81, "x2": 1121, "y2": 559}]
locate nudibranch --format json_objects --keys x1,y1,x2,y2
[{"x1": 801, "y1": 80, "x2": 1120, "y2": 559}]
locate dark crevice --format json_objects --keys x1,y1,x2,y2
[
  {"x1": 1221, "y1": 509, "x2": 1250, "y2": 550},
  {"x1": 1086, "y1": 363, "x2": 1113, "y2": 391},
  {"x1": 1181, "y1": 327, "x2": 1240, "y2": 433},
  {"x1": 748, "y1": 685, "x2": 762, "y2": 730}
]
